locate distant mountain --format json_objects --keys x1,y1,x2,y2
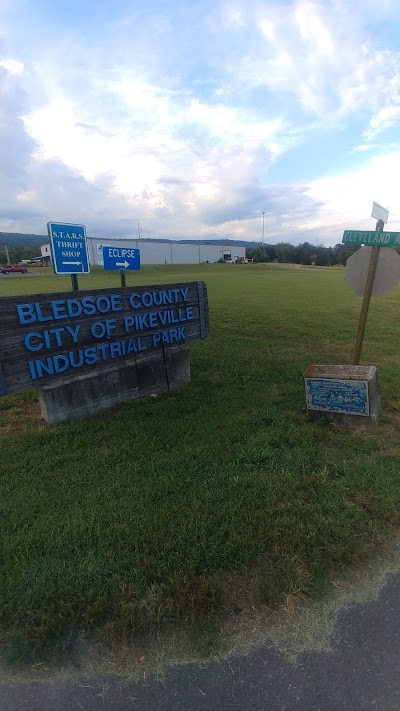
[
  {"x1": 0, "y1": 232, "x2": 263, "y2": 248},
  {"x1": 0, "y1": 233, "x2": 48, "y2": 247}
]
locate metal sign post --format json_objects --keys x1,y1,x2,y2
[{"x1": 71, "y1": 274, "x2": 79, "y2": 292}]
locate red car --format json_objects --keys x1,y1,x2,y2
[{"x1": 0, "y1": 265, "x2": 28, "y2": 274}]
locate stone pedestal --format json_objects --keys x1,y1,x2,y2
[
  {"x1": 39, "y1": 346, "x2": 190, "y2": 424},
  {"x1": 303, "y1": 364, "x2": 381, "y2": 428}
]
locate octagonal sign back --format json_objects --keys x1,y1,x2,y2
[{"x1": 345, "y1": 246, "x2": 400, "y2": 297}]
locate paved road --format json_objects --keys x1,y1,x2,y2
[
  {"x1": 1, "y1": 571, "x2": 399, "y2": 711},
  {"x1": 0, "y1": 272, "x2": 45, "y2": 278}
]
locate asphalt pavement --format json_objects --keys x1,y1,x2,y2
[{"x1": 1, "y1": 570, "x2": 399, "y2": 711}]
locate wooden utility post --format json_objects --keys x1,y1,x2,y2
[{"x1": 352, "y1": 220, "x2": 383, "y2": 365}]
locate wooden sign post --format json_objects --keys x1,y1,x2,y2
[
  {"x1": 342, "y1": 203, "x2": 398, "y2": 365},
  {"x1": 303, "y1": 204, "x2": 393, "y2": 429},
  {"x1": 352, "y1": 228, "x2": 381, "y2": 365}
]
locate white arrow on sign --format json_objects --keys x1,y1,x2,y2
[
  {"x1": 63, "y1": 261, "x2": 82, "y2": 265},
  {"x1": 116, "y1": 260, "x2": 129, "y2": 269}
]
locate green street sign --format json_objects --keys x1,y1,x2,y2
[{"x1": 343, "y1": 230, "x2": 400, "y2": 247}]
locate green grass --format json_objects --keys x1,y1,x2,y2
[{"x1": 1, "y1": 263, "x2": 400, "y2": 664}]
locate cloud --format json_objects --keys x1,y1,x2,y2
[
  {"x1": 0, "y1": 66, "x2": 36, "y2": 207},
  {"x1": 1, "y1": 0, "x2": 400, "y2": 246},
  {"x1": 0, "y1": 58, "x2": 24, "y2": 74},
  {"x1": 74, "y1": 123, "x2": 114, "y2": 138},
  {"x1": 0, "y1": 205, "x2": 44, "y2": 220},
  {"x1": 219, "y1": 0, "x2": 400, "y2": 124},
  {"x1": 15, "y1": 71, "x2": 299, "y2": 237},
  {"x1": 353, "y1": 144, "x2": 379, "y2": 152},
  {"x1": 363, "y1": 105, "x2": 400, "y2": 140},
  {"x1": 305, "y1": 152, "x2": 400, "y2": 242},
  {"x1": 353, "y1": 142, "x2": 399, "y2": 153}
]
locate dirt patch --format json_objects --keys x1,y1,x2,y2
[{"x1": 0, "y1": 400, "x2": 44, "y2": 433}]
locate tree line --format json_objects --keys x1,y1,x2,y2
[
  {"x1": 0, "y1": 246, "x2": 42, "y2": 265},
  {"x1": 246, "y1": 242, "x2": 363, "y2": 266},
  {"x1": 0, "y1": 240, "x2": 391, "y2": 268}
]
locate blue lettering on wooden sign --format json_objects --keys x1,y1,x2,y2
[{"x1": 16, "y1": 295, "x2": 123, "y2": 325}]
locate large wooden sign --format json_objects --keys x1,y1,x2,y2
[{"x1": 0, "y1": 281, "x2": 209, "y2": 395}]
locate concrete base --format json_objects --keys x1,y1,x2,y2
[
  {"x1": 303, "y1": 364, "x2": 381, "y2": 429},
  {"x1": 39, "y1": 346, "x2": 190, "y2": 424}
]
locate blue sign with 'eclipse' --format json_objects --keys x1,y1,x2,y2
[
  {"x1": 47, "y1": 222, "x2": 90, "y2": 275},
  {"x1": 103, "y1": 246, "x2": 141, "y2": 271}
]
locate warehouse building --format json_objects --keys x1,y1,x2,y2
[{"x1": 41, "y1": 239, "x2": 246, "y2": 266}]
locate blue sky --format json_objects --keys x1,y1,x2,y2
[{"x1": 1, "y1": 0, "x2": 400, "y2": 244}]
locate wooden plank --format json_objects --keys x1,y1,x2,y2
[
  {"x1": 38, "y1": 345, "x2": 191, "y2": 423},
  {"x1": 197, "y1": 281, "x2": 206, "y2": 339},
  {"x1": 164, "y1": 345, "x2": 190, "y2": 389},
  {"x1": 39, "y1": 359, "x2": 141, "y2": 424},
  {"x1": 136, "y1": 351, "x2": 169, "y2": 398},
  {"x1": 0, "y1": 281, "x2": 209, "y2": 393},
  {"x1": 0, "y1": 361, "x2": 8, "y2": 396}
]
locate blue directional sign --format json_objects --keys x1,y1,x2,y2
[
  {"x1": 47, "y1": 222, "x2": 90, "y2": 275},
  {"x1": 103, "y1": 246, "x2": 141, "y2": 271}
]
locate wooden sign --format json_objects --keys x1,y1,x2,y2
[{"x1": 0, "y1": 281, "x2": 209, "y2": 395}]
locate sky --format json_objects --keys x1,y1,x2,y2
[{"x1": 1, "y1": 0, "x2": 400, "y2": 245}]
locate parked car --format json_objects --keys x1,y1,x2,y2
[{"x1": 0, "y1": 265, "x2": 28, "y2": 274}]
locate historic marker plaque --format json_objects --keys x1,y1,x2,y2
[
  {"x1": 303, "y1": 365, "x2": 381, "y2": 427},
  {"x1": 305, "y1": 378, "x2": 369, "y2": 416}
]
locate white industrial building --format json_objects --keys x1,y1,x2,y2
[
  {"x1": 41, "y1": 239, "x2": 246, "y2": 266},
  {"x1": 40, "y1": 243, "x2": 52, "y2": 264}
]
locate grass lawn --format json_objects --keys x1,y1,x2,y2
[{"x1": 1, "y1": 263, "x2": 400, "y2": 664}]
